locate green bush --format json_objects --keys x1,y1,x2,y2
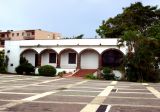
[
  {"x1": 103, "y1": 67, "x2": 112, "y2": 74},
  {"x1": 0, "y1": 66, "x2": 7, "y2": 74},
  {"x1": 0, "y1": 51, "x2": 8, "y2": 73},
  {"x1": 15, "y1": 65, "x2": 23, "y2": 74},
  {"x1": 38, "y1": 65, "x2": 56, "y2": 76},
  {"x1": 57, "y1": 71, "x2": 66, "y2": 77},
  {"x1": 102, "y1": 67, "x2": 115, "y2": 80},
  {"x1": 15, "y1": 57, "x2": 35, "y2": 75},
  {"x1": 15, "y1": 63, "x2": 34, "y2": 75},
  {"x1": 126, "y1": 66, "x2": 138, "y2": 82},
  {"x1": 85, "y1": 74, "x2": 97, "y2": 80}
]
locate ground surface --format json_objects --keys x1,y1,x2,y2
[{"x1": 0, "y1": 74, "x2": 159, "y2": 112}]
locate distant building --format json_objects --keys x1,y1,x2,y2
[{"x1": 0, "y1": 29, "x2": 61, "y2": 48}]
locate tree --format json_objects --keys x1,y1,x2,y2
[
  {"x1": 64, "y1": 34, "x2": 84, "y2": 39},
  {"x1": 0, "y1": 50, "x2": 8, "y2": 73},
  {"x1": 96, "y1": 2, "x2": 160, "y2": 82},
  {"x1": 96, "y1": 2, "x2": 160, "y2": 38},
  {"x1": 73, "y1": 34, "x2": 84, "y2": 39}
]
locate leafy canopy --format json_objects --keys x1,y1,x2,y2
[{"x1": 96, "y1": 2, "x2": 160, "y2": 38}]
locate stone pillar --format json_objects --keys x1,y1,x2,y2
[
  {"x1": 98, "y1": 54, "x2": 102, "y2": 69},
  {"x1": 37, "y1": 54, "x2": 41, "y2": 67},
  {"x1": 76, "y1": 54, "x2": 81, "y2": 69},
  {"x1": 56, "y1": 54, "x2": 61, "y2": 68}
]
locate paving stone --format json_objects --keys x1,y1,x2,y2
[
  {"x1": 104, "y1": 97, "x2": 160, "y2": 106},
  {"x1": 0, "y1": 93, "x2": 33, "y2": 100},
  {"x1": 110, "y1": 106, "x2": 160, "y2": 112},
  {"x1": 0, "y1": 101, "x2": 10, "y2": 106},
  {"x1": 54, "y1": 91, "x2": 100, "y2": 96},
  {"x1": 109, "y1": 92, "x2": 156, "y2": 98},
  {"x1": 5, "y1": 102, "x2": 85, "y2": 112},
  {"x1": 117, "y1": 89, "x2": 150, "y2": 93},
  {"x1": 36, "y1": 95, "x2": 93, "y2": 103},
  {"x1": 67, "y1": 87, "x2": 104, "y2": 91},
  {"x1": 4, "y1": 88, "x2": 57, "y2": 93},
  {"x1": 0, "y1": 74, "x2": 160, "y2": 112}
]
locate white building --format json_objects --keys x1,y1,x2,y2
[{"x1": 5, "y1": 39, "x2": 127, "y2": 73}]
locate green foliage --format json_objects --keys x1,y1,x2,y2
[
  {"x1": 96, "y1": 2, "x2": 160, "y2": 38},
  {"x1": 57, "y1": 71, "x2": 66, "y2": 77},
  {"x1": 64, "y1": 34, "x2": 84, "y2": 39},
  {"x1": 124, "y1": 37, "x2": 160, "y2": 82},
  {"x1": 145, "y1": 21, "x2": 160, "y2": 40},
  {"x1": 85, "y1": 74, "x2": 97, "y2": 80},
  {"x1": 102, "y1": 67, "x2": 115, "y2": 80},
  {"x1": 0, "y1": 51, "x2": 8, "y2": 73},
  {"x1": 103, "y1": 67, "x2": 112, "y2": 74},
  {"x1": 74, "y1": 34, "x2": 84, "y2": 39},
  {"x1": 20, "y1": 56, "x2": 28, "y2": 64},
  {"x1": 15, "y1": 57, "x2": 34, "y2": 75},
  {"x1": 38, "y1": 65, "x2": 57, "y2": 77},
  {"x1": 97, "y1": 2, "x2": 160, "y2": 82}
]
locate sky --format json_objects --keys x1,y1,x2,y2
[{"x1": 0, "y1": 0, "x2": 160, "y2": 38}]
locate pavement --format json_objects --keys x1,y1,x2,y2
[{"x1": 0, "y1": 74, "x2": 159, "y2": 112}]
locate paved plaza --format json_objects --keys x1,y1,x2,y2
[{"x1": 0, "y1": 74, "x2": 159, "y2": 112}]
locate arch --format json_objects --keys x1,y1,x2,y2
[
  {"x1": 59, "y1": 48, "x2": 78, "y2": 55},
  {"x1": 79, "y1": 48, "x2": 99, "y2": 56},
  {"x1": 101, "y1": 48, "x2": 124, "y2": 68},
  {"x1": 20, "y1": 49, "x2": 38, "y2": 56},
  {"x1": 40, "y1": 49, "x2": 58, "y2": 67},
  {"x1": 79, "y1": 48, "x2": 100, "y2": 69},
  {"x1": 59, "y1": 48, "x2": 78, "y2": 69},
  {"x1": 20, "y1": 49, "x2": 39, "y2": 67},
  {"x1": 40, "y1": 49, "x2": 57, "y2": 55}
]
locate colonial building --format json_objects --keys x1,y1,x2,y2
[
  {"x1": 5, "y1": 39, "x2": 127, "y2": 73},
  {"x1": 0, "y1": 29, "x2": 61, "y2": 48}
]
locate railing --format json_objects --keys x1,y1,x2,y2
[
  {"x1": 23, "y1": 36, "x2": 35, "y2": 40},
  {"x1": 0, "y1": 37, "x2": 10, "y2": 40}
]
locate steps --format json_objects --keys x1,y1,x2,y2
[{"x1": 73, "y1": 69, "x2": 97, "y2": 77}]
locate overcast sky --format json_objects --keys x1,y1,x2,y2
[{"x1": 0, "y1": 0, "x2": 159, "y2": 38}]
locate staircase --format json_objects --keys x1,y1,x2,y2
[{"x1": 73, "y1": 69, "x2": 97, "y2": 77}]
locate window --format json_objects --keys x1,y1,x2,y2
[
  {"x1": 31, "y1": 31, "x2": 35, "y2": 35},
  {"x1": 17, "y1": 33, "x2": 19, "y2": 36},
  {"x1": 12, "y1": 33, "x2": 14, "y2": 36},
  {"x1": 68, "y1": 53, "x2": 76, "y2": 64},
  {"x1": 49, "y1": 53, "x2": 56, "y2": 63},
  {"x1": 1, "y1": 34, "x2": 5, "y2": 37},
  {"x1": 27, "y1": 33, "x2": 30, "y2": 36},
  {"x1": 1, "y1": 41, "x2": 4, "y2": 45},
  {"x1": 22, "y1": 32, "x2": 24, "y2": 36}
]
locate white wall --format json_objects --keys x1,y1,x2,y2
[
  {"x1": 81, "y1": 52, "x2": 99, "y2": 69},
  {"x1": 5, "y1": 41, "x2": 20, "y2": 73},
  {"x1": 60, "y1": 52, "x2": 77, "y2": 69},
  {"x1": 22, "y1": 52, "x2": 36, "y2": 66},
  {"x1": 5, "y1": 39, "x2": 126, "y2": 73},
  {"x1": 41, "y1": 52, "x2": 57, "y2": 67}
]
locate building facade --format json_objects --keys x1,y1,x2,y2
[
  {"x1": 0, "y1": 29, "x2": 61, "y2": 48},
  {"x1": 5, "y1": 39, "x2": 127, "y2": 73}
]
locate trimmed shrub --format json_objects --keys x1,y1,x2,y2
[
  {"x1": 15, "y1": 57, "x2": 35, "y2": 75},
  {"x1": 38, "y1": 65, "x2": 56, "y2": 76},
  {"x1": 15, "y1": 65, "x2": 23, "y2": 74},
  {"x1": 102, "y1": 67, "x2": 115, "y2": 80},
  {"x1": 57, "y1": 71, "x2": 66, "y2": 77},
  {"x1": 85, "y1": 74, "x2": 97, "y2": 80},
  {"x1": 15, "y1": 63, "x2": 34, "y2": 75}
]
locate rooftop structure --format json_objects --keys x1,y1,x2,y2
[{"x1": 0, "y1": 29, "x2": 61, "y2": 47}]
